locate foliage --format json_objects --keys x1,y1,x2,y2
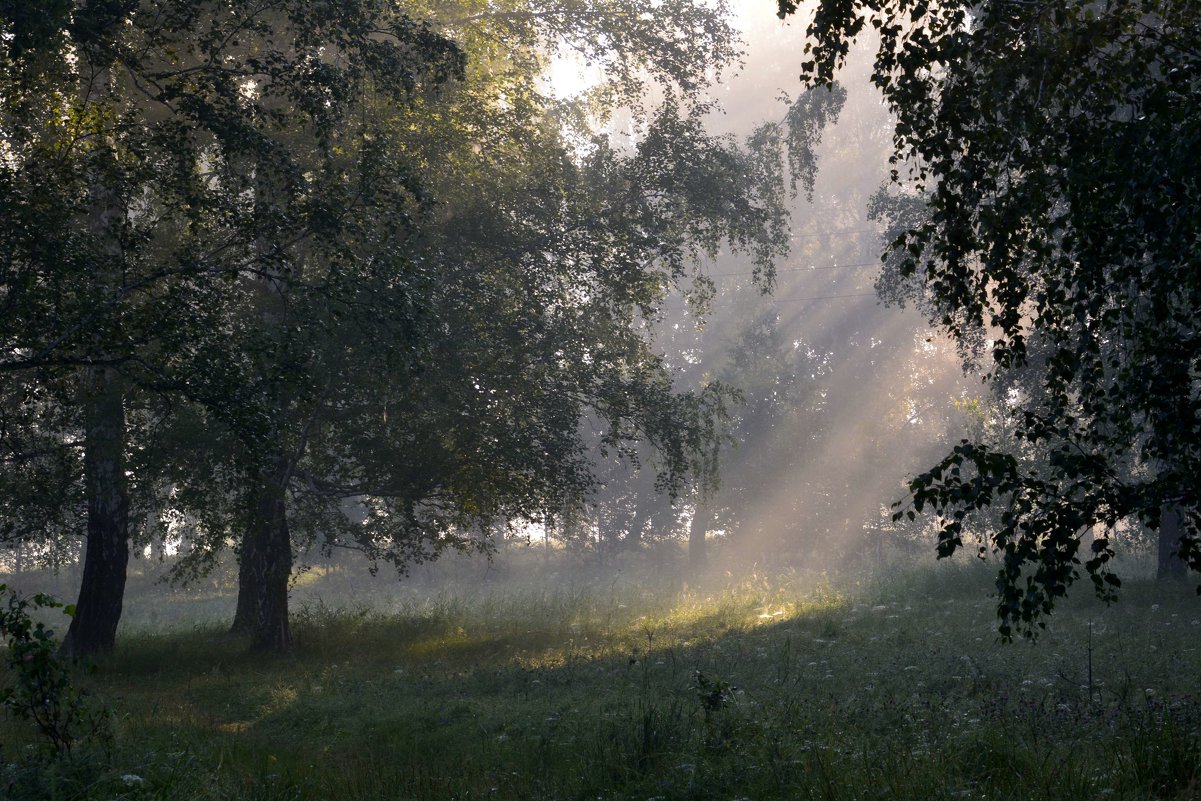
[
  {"x1": 1, "y1": 0, "x2": 807, "y2": 648},
  {"x1": 153, "y1": 0, "x2": 834, "y2": 596},
  {"x1": 778, "y1": 0, "x2": 1201, "y2": 636},
  {"x1": 0, "y1": 0, "x2": 472, "y2": 650},
  {"x1": 0, "y1": 584, "x2": 109, "y2": 755},
  {"x1": 692, "y1": 668, "x2": 734, "y2": 714},
  {"x1": 706, "y1": 310, "x2": 830, "y2": 546},
  {"x1": 549, "y1": 75, "x2": 851, "y2": 558}
]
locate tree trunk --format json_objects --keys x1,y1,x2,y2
[
  {"x1": 626, "y1": 492, "x2": 658, "y2": 552},
  {"x1": 62, "y1": 366, "x2": 129, "y2": 657},
  {"x1": 625, "y1": 508, "x2": 645, "y2": 551},
  {"x1": 689, "y1": 502, "x2": 711, "y2": 569},
  {"x1": 231, "y1": 466, "x2": 293, "y2": 649},
  {"x1": 562, "y1": 505, "x2": 583, "y2": 555},
  {"x1": 616, "y1": 499, "x2": 650, "y2": 554},
  {"x1": 1157, "y1": 506, "x2": 1188, "y2": 581}
]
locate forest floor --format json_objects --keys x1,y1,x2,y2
[{"x1": 2, "y1": 558, "x2": 1200, "y2": 800}]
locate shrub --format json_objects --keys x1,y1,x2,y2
[{"x1": 0, "y1": 584, "x2": 110, "y2": 754}]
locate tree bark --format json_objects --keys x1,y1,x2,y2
[
  {"x1": 62, "y1": 117, "x2": 130, "y2": 658},
  {"x1": 689, "y1": 502, "x2": 711, "y2": 568},
  {"x1": 231, "y1": 465, "x2": 293, "y2": 649},
  {"x1": 62, "y1": 366, "x2": 129, "y2": 657},
  {"x1": 1157, "y1": 506, "x2": 1188, "y2": 581}
]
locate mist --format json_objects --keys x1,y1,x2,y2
[{"x1": 515, "y1": 9, "x2": 986, "y2": 580}]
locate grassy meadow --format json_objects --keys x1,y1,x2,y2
[{"x1": 2, "y1": 556, "x2": 1200, "y2": 801}]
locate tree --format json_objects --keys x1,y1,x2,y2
[
  {"x1": 561, "y1": 79, "x2": 852, "y2": 570},
  {"x1": 1, "y1": 0, "x2": 465, "y2": 653},
  {"x1": 2, "y1": 0, "x2": 822, "y2": 651},
  {"x1": 192, "y1": 1, "x2": 818, "y2": 647},
  {"x1": 0, "y1": 0, "x2": 841, "y2": 653},
  {"x1": 777, "y1": 0, "x2": 1201, "y2": 635}
]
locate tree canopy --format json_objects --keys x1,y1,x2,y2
[
  {"x1": 778, "y1": 0, "x2": 1201, "y2": 635},
  {"x1": 1, "y1": 1, "x2": 832, "y2": 651}
]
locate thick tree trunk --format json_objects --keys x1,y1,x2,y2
[
  {"x1": 227, "y1": 142, "x2": 299, "y2": 649},
  {"x1": 62, "y1": 366, "x2": 129, "y2": 657},
  {"x1": 231, "y1": 466, "x2": 293, "y2": 649},
  {"x1": 62, "y1": 71, "x2": 133, "y2": 657},
  {"x1": 689, "y1": 502, "x2": 711, "y2": 568},
  {"x1": 1157, "y1": 506, "x2": 1188, "y2": 581}
]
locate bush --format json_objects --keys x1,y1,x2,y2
[{"x1": 0, "y1": 584, "x2": 110, "y2": 755}]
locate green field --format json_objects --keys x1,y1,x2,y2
[{"x1": 2, "y1": 560, "x2": 1200, "y2": 800}]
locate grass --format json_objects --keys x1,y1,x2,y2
[{"x1": 2, "y1": 558, "x2": 1200, "y2": 800}]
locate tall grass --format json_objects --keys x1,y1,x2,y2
[{"x1": 2, "y1": 560, "x2": 1198, "y2": 800}]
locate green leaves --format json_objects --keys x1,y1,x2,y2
[
  {"x1": 781, "y1": 0, "x2": 1201, "y2": 635},
  {"x1": 0, "y1": 584, "x2": 110, "y2": 754}
]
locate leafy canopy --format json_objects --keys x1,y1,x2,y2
[
  {"x1": 778, "y1": 0, "x2": 1201, "y2": 636},
  {"x1": 2, "y1": 1, "x2": 826, "y2": 584}
]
